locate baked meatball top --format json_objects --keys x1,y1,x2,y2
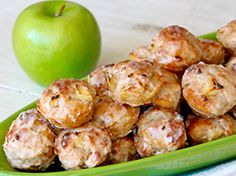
[
  {"x1": 107, "y1": 60, "x2": 163, "y2": 106},
  {"x1": 37, "y1": 79, "x2": 96, "y2": 129},
  {"x1": 185, "y1": 114, "x2": 234, "y2": 145},
  {"x1": 3, "y1": 109, "x2": 56, "y2": 171},
  {"x1": 129, "y1": 46, "x2": 158, "y2": 63},
  {"x1": 134, "y1": 107, "x2": 186, "y2": 157},
  {"x1": 182, "y1": 62, "x2": 236, "y2": 117},
  {"x1": 55, "y1": 122, "x2": 111, "y2": 170},
  {"x1": 199, "y1": 39, "x2": 225, "y2": 64},
  {"x1": 93, "y1": 97, "x2": 139, "y2": 140},
  {"x1": 108, "y1": 137, "x2": 137, "y2": 164},
  {"x1": 154, "y1": 25, "x2": 202, "y2": 73},
  {"x1": 152, "y1": 68, "x2": 181, "y2": 110},
  {"x1": 88, "y1": 64, "x2": 114, "y2": 97},
  {"x1": 217, "y1": 19, "x2": 236, "y2": 55}
]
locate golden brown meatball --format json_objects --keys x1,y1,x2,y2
[
  {"x1": 152, "y1": 69, "x2": 181, "y2": 110},
  {"x1": 55, "y1": 122, "x2": 112, "y2": 170},
  {"x1": 107, "y1": 60, "x2": 163, "y2": 107},
  {"x1": 217, "y1": 20, "x2": 236, "y2": 55},
  {"x1": 226, "y1": 56, "x2": 236, "y2": 72},
  {"x1": 129, "y1": 45, "x2": 158, "y2": 63},
  {"x1": 108, "y1": 137, "x2": 138, "y2": 164},
  {"x1": 153, "y1": 25, "x2": 202, "y2": 73},
  {"x1": 182, "y1": 62, "x2": 236, "y2": 117},
  {"x1": 87, "y1": 64, "x2": 114, "y2": 97},
  {"x1": 134, "y1": 107, "x2": 186, "y2": 157},
  {"x1": 93, "y1": 97, "x2": 139, "y2": 140},
  {"x1": 37, "y1": 79, "x2": 96, "y2": 129},
  {"x1": 185, "y1": 114, "x2": 234, "y2": 145},
  {"x1": 199, "y1": 39, "x2": 225, "y2": 64},
  {"x1": 3, "y1": 109, "x2": 56, "y2": 171}
]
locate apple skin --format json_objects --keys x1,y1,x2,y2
[{"x1": 13, "y1": 1, "x2": 101, "y2": 86}]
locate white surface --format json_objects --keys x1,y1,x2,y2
[{"x1": 1, "y1": 0, "x2": 236, "y2": 175}]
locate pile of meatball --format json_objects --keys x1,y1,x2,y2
[{"x1": 4, "y1": 19, "x2": 236, "y2": 171}]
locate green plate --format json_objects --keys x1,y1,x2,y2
[{"x1": 1, "y1": 32, "x2": 236, "y2": 176}]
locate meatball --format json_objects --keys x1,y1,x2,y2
[
  {"x1": 152, "y1": 69, "x2": 181, "y2": 110},
  {"x1": 107, "y1": 60, "x2": 163, "y2": 106},
  {"x1": 37, "y1": 79, "x2": 96, "y2": 129},
  {"x1": 93, "y1": 97, "x2": 139, "y2": 140},
  {"x1": 226, "y1": 56, "x2": 236, "y2": 72},
  {"x1": 217, "y1": 19, "x2": 236, "y2": 55},
  {"x1": 153, "y1": 25, "x2": 202, "y2": 73},
  {"x1": 134, "y1": 107, "x2": 186, "y2": 157},
  {"x1": 87, "y1": 64, "x2": 114, "y2": 97},
  {"x1": 129, "y1": 45, "x2": 157, "y2": 63},
  {"x1": 55, "y1": 122, "x2": 112, "y2": 170},
  {"x1": 185, "y1": 114, "x2": 234, "y2": 145},
  {"x1": 3, "y1": 109, "x2": 56, "y2": 171},
  {"x1": 108, "y1": 137, "x2": 138, "y2": 164},
  {"x1": 182, "y1": 62, "x2": 236, "y2": 117},
  {"x1": 199, "y1": 39, "x2": 225, "y2": 64}
]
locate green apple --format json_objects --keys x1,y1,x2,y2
[{"x1": 13, "y1": 1, "x2": 101, "y2": 86}]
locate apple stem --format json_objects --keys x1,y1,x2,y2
[{"x1": 55, "y1": 4, "x2": 66, "y2": 17}]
